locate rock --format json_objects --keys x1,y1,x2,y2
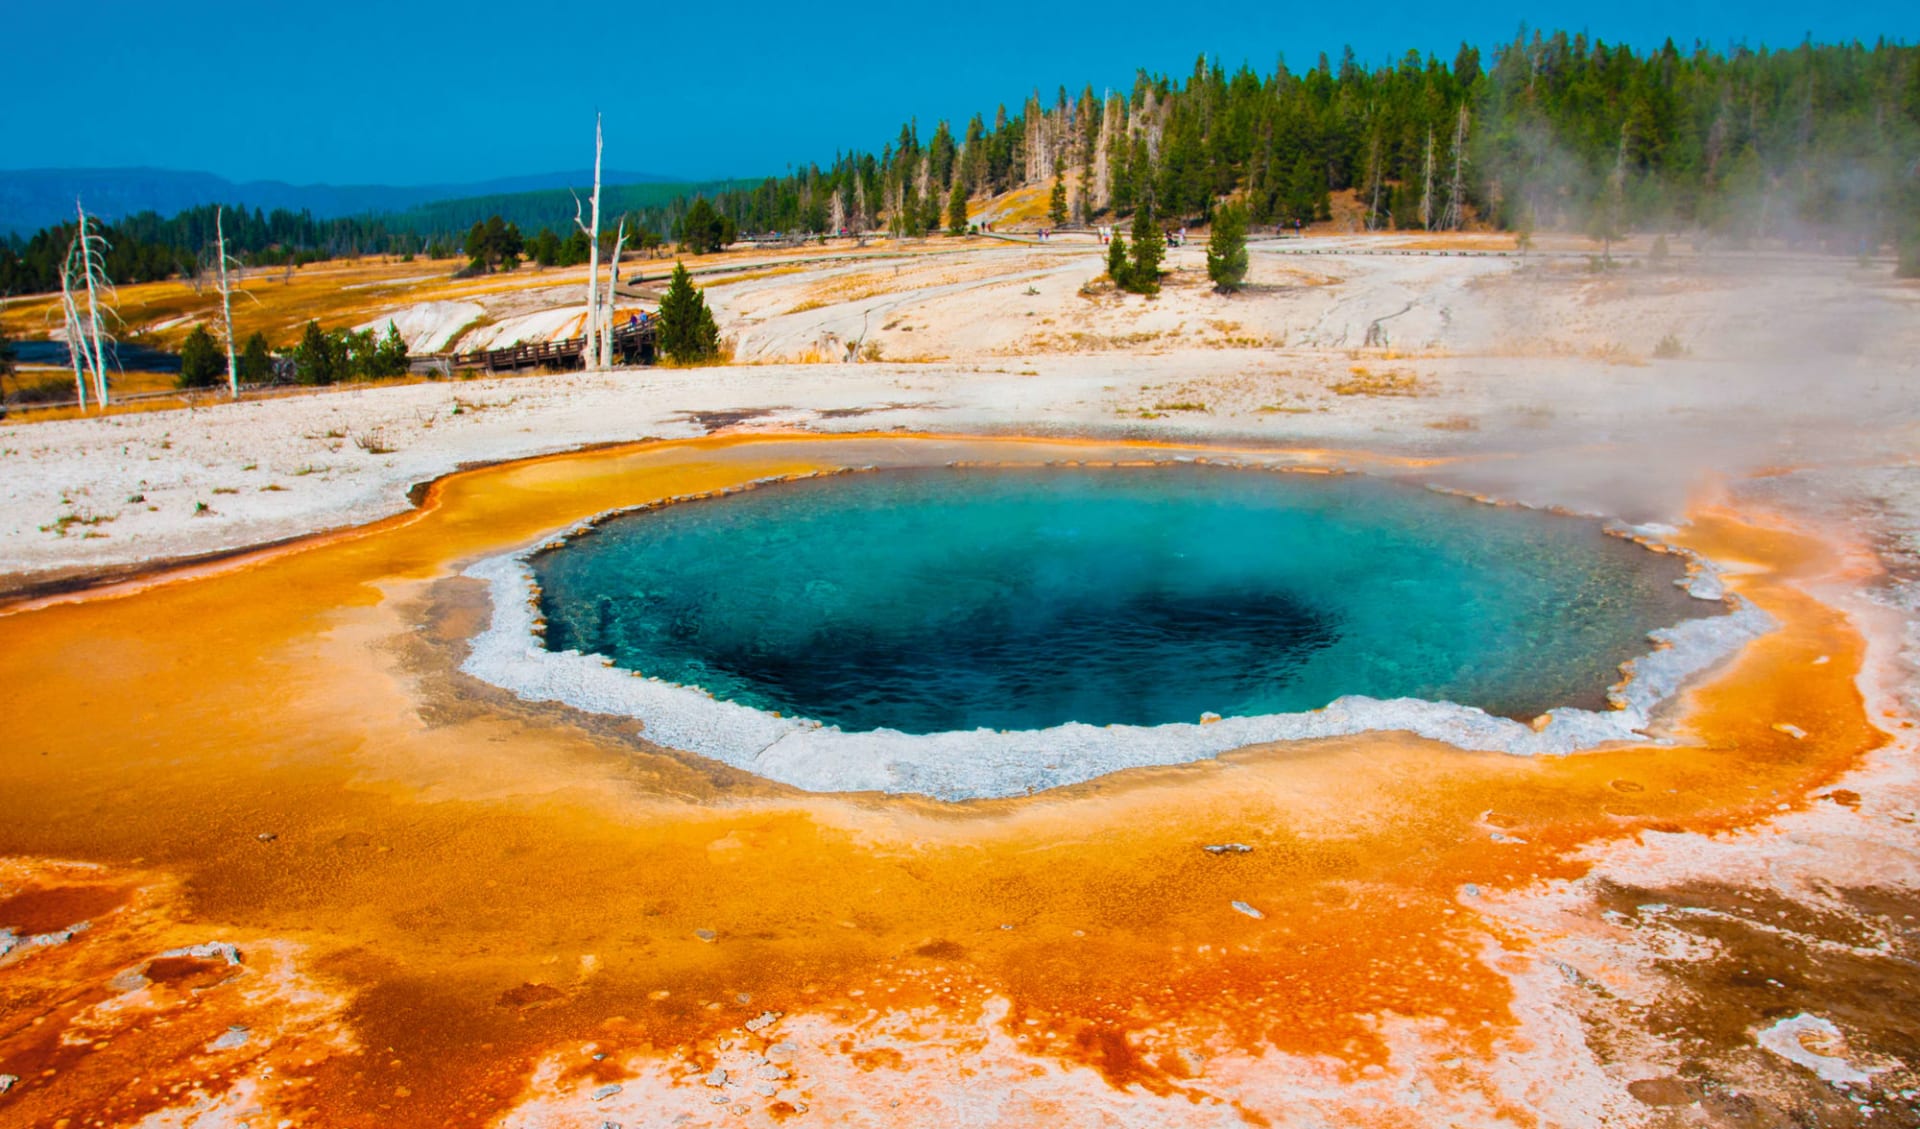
[
  {"x1": 1772, "y1": 722, "x2": 1808, "y2": 740},
  {"x1": 256, "y1": 832, "x2": 278, "y2": 842},
  {"x1": 704, "y1": 1067, "x2": 728, "y2": 1088},
  {"x1": 754, "y1": 1082, "x2": 779, "y2": 1097},
  {"x1": 766, "y1": 1042, "x2": 796, "y2": 1062},
  {"x1": 590, "y1": 1083, "x2": 623, "y2": 1101},
  {"x1": 1199, "y1": 712, "x2": 1222, "y2": 725},
  {"x1": 1757, "y1": 1014, "x2": 1879, "y2": 1085},
  {"x1": 0, "y1": 1074, "x2": 15, "y2": 1093},
  {"x1": 164, "y1": 942, "x2": 242, "y2": 965},
  {"x1": 744, "y1": 1011, "x2": 782, "y2": 1032},
  {"x1": 1461, "y1": 883, "x2": 1480, "y2": 897},
  {"x1": 207, "y1": 1026, "x2": 251, "y2": 1051},
  {"x1": 12, "y1": 924, "x2": 85, "y2": 953},
  {"x1": 755, "y1": 1064, "x2": 789, "y2": 1081},
  {"x1": 1202, "y1": 843, "x2": 1252, "y2": 854},
  {"x1": 1230, "y1": 900, "x2": 1265, "y2": 920},
  {"x1": 694, "y1": 929, "x2": 717, "y2": 943}
]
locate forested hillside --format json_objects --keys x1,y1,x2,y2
[
  {"x1": 0, "y1": 182, "x2": 734, "y2": 297},
  {"x1": 709, "y1": 33, "x2": 1919, "y2": 249},
  {"x1": 4, "y1": 31, "x2": 1915, "y2": 298},
  {"x1": 0, "y1": 167, "x2": 685, "y2": 237}
]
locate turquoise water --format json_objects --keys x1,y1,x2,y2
[{"x1": 531, "y1": 467, "x2": 1705, "y2": 734}]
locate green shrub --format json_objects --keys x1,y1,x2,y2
[
  {"x1": 177, "y1": 324, "x2": 223, "y2": 388},
  {"x1": 1898, "y1": 240, "x2": 1920, "y2": 280}
]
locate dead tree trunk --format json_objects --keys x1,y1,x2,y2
[
  {"x1": 574, "y1": 115, "x2": 604, "y2": 369},
  {"x1": 1365, "y1": 134, "x2": 1384, "y2": 232},
  {"x1": 1441, "y1": 105, "x2": 1471, "y2": 231},
  {"x1": 58, "y1": 247, "x2": 88, "y2": 410},
  {"x1": 1418, "y1": 128, "x2": 1435, "y2": 231},
  {"x1": 216, "y1": 206, "x2": 239, "y2": 397},
  {"x1": 74, "y1": 201, "x2": 115, "y2": 406},
  {"x1": 599, "y1": 216, "x2": 627, "y2": 369}
]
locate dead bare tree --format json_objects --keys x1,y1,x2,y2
[
  {"x1": 57, "y1": 252, "x2": 89, "y2": 409},
  {"x1": 599, "y1": 215, "x2": 627, "y2": 369},
  {"x1": 572, "y1": 114, "x2": 605, "y2": 369},
  {"x1": 1364, "y1": 133, "x2": 1384, "y2": 232},
  {"x1": 215, "y1": 205, "x2": 243, "y2": 397},
  {"x1": 68, "y1": 201, "x2": 118, "y2": 407},
  {"x1": 1441, "y1": 105, "x2": 1471, "y2": 231},
  {"x1": 1418, "y1": 128, "x2": 1436, "y2": 231}
]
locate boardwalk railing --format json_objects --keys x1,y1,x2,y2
[{"x1": 415, "y1": 319, "x2": 657, "y2": 374}]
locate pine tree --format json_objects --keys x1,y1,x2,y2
[
  {"x1": 1107, "y1": 231, "x2": 1130, "y2": 287},
  {"x1": 1206, "y1": 204, "x2": 1249, "y2": 292},
  {"x1": 658, "y1": 262, "x2": 721, "y2": 364},
  {"x1": 292, "y1": 320, "x2": 339, "y2": 385},
  {"x1": 238, "y1": 332, "x2": 273, "y2": 382},
  {"x1": 1587, "y1": 123, "x2": 1632, "y2": 261},
  {"x1": 679, "y1": 198, "x2": 734, "y2": 254},
  {"x1": 1126, "y1": 197, "x2": 1164, "y2": 294},
  {"x1": 178, "y1": 324, "x2": 223, "y2": 388},
  {"x1": 1048, "y1": 175, "x2": 1068, "y2": 226},
  {"x1": 373, "y1": 322, "x2": 410, "y2": 379},
  {"x1": 1286, "y1": 156, "x2": 1323, "y2": 227},
  {"x1": 898, "y1": 185, "x2": 922, "y2": 237},
  {"x1": 946, "y1": 179, "x2": 969, "y2": 235}
]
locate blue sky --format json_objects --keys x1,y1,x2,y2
[{"x1": 3, "y1": 0, "x2": 1908, "y2": 186}]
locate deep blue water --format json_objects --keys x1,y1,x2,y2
[
  {"x1": 532, "y1": 467, "x2": 1704, "y2": 734},
  {"x1": 12, "y1": 340, "x2": 182, "y2": 373}
]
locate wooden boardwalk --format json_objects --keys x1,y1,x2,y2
[{"x1": 413, "y1": 319, "x2": 657, "y2": 375}]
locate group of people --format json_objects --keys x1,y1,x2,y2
[{"x1": 1094, "y1": 225, "x2": 1189, "y2": 246}]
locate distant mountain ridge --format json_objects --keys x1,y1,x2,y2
[{"x1": 0, "y1": 167, "x2": 687, "y2": 235}]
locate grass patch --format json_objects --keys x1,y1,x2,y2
[
  {"x1": 352, "y1": 429, "x2": 397, "y2": 454},
  {"x1": 1652, "y1": 333, "x2": 1689, "y2": 359},
  {"x1": 1329, "y1": 367, "x2": 1425, "y2": 397},
  {"x1": 39, "y1": 510, "x2": 115, "y2": 537},
  {"x1": 5, "y1": 375, "x2": 78, "y2": 406}
]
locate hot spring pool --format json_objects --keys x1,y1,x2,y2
[{"x1": 526, "y1": 467, "x2": 1709, "y2": 735}]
